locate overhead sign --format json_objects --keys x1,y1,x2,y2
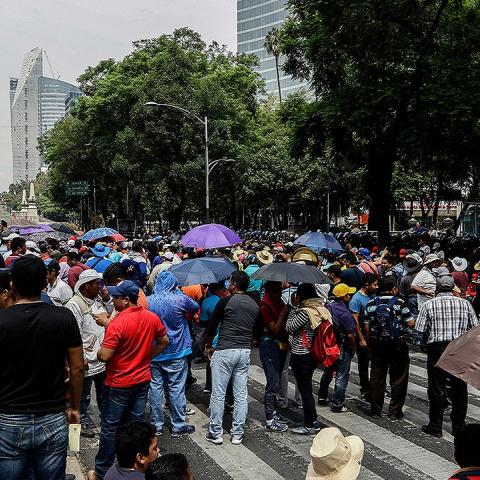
[{"x1": 66, "y1": 181, "x2": 89, "y2": 197}]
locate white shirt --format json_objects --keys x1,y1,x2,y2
[
  {"x1": 411, "y1": 267, "x2": 436, "y2": 311},
  {"x1": 46, "y1": 277, "x2": 73, "y2": 306}
]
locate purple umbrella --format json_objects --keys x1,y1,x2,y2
[
  {"x1": 20, "y1": 226, "x2": 53, "y2": 235},
  {"x1": 181, "y1": 224, "x2": 241, "y2": 249}
]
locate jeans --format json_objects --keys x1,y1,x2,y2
[
  {"x1": 81, "y1": 370, "x2": 106, "y2": 423},
  {"x1": 369, "y1": 340, "x2": 410, "y2": 416},
  {"x1": 427, "y1": 342, "x2": 467, "y2": 433},
  {"x1": 278, "y1": 350, "x2": 302, "y2": 406},
  {"x1": 150, "y1": 357, "x2": 188, "y2": 433},
  {"x1": 95, "y1": 382, "x2": 149, "y2": 478},
  {"x1": 356, "y1": 338, "x2": 370, "y2": 395},
  {"x1": 0, "y1": 412, "x2": 67, "y2": 480},
  {"x1": 318, "y1": 346, "x2": 352, "y2": 410},
  {"x1": 259, "y1": 340, "x2": 287, "y2": 420},
  {"x1": 192, "y1": 323, "x2": 208, "y2": 359},
  {"x1": 291, "y1": 352, "x2": 317, "y2": 427},
  {"x1": 209, "y1": 348, "x2": 250, "y2": 438}
]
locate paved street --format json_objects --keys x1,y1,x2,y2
[{"x1": 75, "y1": 348, "x2": 478, "y2": 480}]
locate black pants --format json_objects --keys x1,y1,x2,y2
[
  {"x1": 369, "y1": 340, "x2": 409, "y2": 416},
  {"x1": 356, "y1": 338, "x2": 370, "y2": 395},
  {"x1": 427, "y1": 342, "x2": 468, "y2": 433},
  {"x1": 291, "y1": 352, "x2": 317, "y2": 427}
]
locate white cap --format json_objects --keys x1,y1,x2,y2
[
  {"x1": 4, "y1": 233, "x2": 19, "y2": 241},
  {"x1": 67, "y1": 239, "x2": 75, "y2": 247},
  {"x1": 25, "y1": 240, "x2": 39, "y2": 252},
  {"x1": 74, "y1": 269, "x2": 102, "y2": 293}
]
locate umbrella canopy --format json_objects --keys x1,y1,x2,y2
[
  {"x1": 109, "y1": 233, "x2": 126, "y2": 243},
  {"x1": 81, "y1": 227, "x2": 119, "y2": 242},
  {"x1": 436, "y1": 325, "x2": 480, "y2": 390},
  {"x1": 294, "y1": 232, "x2": 343, "y2": 252},
  {"x1": 169, "y1": 256, "x2": 236, "y2": 286},
  {"x1": 252, "y1": 262, "x2": 331, "y2": 284},
  {"x1": 49, "y1": 222, "x2": 77, "y2": 235},
  {"x1": 181, "y1": 224, "x2": 241, "y2": 249}
]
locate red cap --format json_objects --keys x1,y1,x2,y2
[
  {"x1": 372, "y1": 246, "x2": 380, "y2": 253},
  {"x1": 399, "y1": 248, "x2": 407, "y2": 258}
]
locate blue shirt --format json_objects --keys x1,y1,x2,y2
[
  {"x1": 245, "y1": 264, "x2": 263, "y2": 296},
  {"x1": 349, "y1": 290, "x2": 374, "y2": 316},
  {"x1": 86, "y1": 256, "x2": 113, "y2": 274},
  {"x1": 199, "y1": 292, "x2": 223, "y2": 348}
]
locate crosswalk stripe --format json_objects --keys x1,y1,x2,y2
[{"x1": 248, "y1": 364, "x2": 457, "y2": 479}]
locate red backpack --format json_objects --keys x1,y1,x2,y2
[{"x1": 302, "y1": 320, "x2": 340, "y2": 368}]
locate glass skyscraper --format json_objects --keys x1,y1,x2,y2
[
  {"x1": 237, "y1": 0, "x2": 309, "y2": 98},
  {"x1": 10, "y1": 48, "x2": 83, "y2": 183}
]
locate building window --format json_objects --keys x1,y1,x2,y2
[
  {"x1": 24, "y1": 112, "x2": 28, "y2": 122},
  {"x1": 25, "y1": 150, "x2": 29, "y2": 159},
  {"x1": 24, "y1": 88, "x2": 28, "y2": 96},
  {"x1": 24, "y1": 125, "x2": 28, "y2": 134},
  {"x1": 24, "y1": 100, "x2": 28, "y2": 109}
]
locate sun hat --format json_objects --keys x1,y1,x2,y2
[
  {"x1": 434, "y1": 266, "x2": 450, "y2": 277},
  {"x1": 91, "y1": 243, "x2": 111, "y2": 258},
  {"x1": 404, "y1": 253, "x2": 422, "y2": 273},
  {"x1": 432, "y1": 242, "x2": 441, "y2": 250},
  {"x1": 256, "y1": 249, "x2": 273, "y2": 265},
  {"x1": 107, "y1": 280, "x2": 139, "y2": 303},
  {"x1": 451, "y1": 257, "x2": 468, "y2": 272},
  {"x1": 475, "y1": 262, "x2": 480, "y2": 272},
  {"x1": 333, "y1": 283, "x2": 356, "y2": 298},
  {"x1": 74, "y1": 269, "x2": 102, "y2": 293},
  {"x1": 232, "y1": 249, "x2": 248, "y2": 262},
  {"x1": 292, "y1": 247, "x2": 318, "y2": 264},
  {"x1": 436, "y1": 275, "x2": 455, "y2": 292},
  {"x1": 306, "y1": 427, "x2": 364, "y2": 480},
  {"x1": 423, "y1": 253, "x2": 440, "y2": 265}
]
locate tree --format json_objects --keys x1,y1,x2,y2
[
  {"x1": 281, "y1": 0, "x2": 480, "y2": 242},
  {"x1": 264, "y1": 28, "x2": 283, "y2": 103}
]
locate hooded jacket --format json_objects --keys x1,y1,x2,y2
[{"x1": 148, "y1": 271, "x2": 199, "y2": 361}]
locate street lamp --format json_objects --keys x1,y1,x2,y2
[{"x1": 145, "y1": 101, "x2": 212, "y2": 222}]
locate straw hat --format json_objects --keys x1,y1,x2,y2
[
  {"x1": 451, "y1": 257, "x2": 468, "y2": 272},
  {"x1": 292, "y1": 247, "x2": 318, "y2": 265},
  {"x1": 256, "y1": 249, "x2": 273, "y2": 265},
  {"x1": 423, "y1": 253, "x2": 440, "y2": 265},
  {"x1": 306, "y1": 428, "x2": 364, "y2": 480},
  {"x1": 232, "y1": 249, "x2": 248, "y2": 262}
]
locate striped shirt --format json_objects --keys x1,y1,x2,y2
[
  {"x1": 414, "y1": 292, "x2": 479, "y2": 344},
  {"x1": 286, "y1": 308, "x2": 315, "y2": 355},
  {"x1": 411, "y1": 267, "x2": 436, "y2": 311},
  {"x1": 364, "y1": 296, "x2": 413, "y2": 339}
]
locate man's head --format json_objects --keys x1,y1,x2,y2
[
  {"x1": 362, "y1": 272, "x2": 378, "y2": 294},
  {"x1": 145, "y1": 453, "x2": 193, "y2": 480},
  {"x1": 67, "y1": 251, "x2": 81, "y2": 266},
  {"x1": 326, "y1": 264, "x2": 342, "y2": 282},
  {"x1": 76, "y1": 270, "x2": 102, "y2": 299},
  {"x1": 115, "y1": 421, "x2": 158, "y2": 473},
  {"x1": 103, "y1": 263, "x2": 128, "y2": 287},
  {"x1": 132, "y1": 240, "x2": 143, "y2": 253},
  {"x1": 46, "y1": 260, "x2": 61, "y2": 285},
  {"x1": 11, "y1": 237, "x2": 26, "y2": 255},
  {"x1": 107, "y1": 280, "x2": 139, "y2": 312},
  {"x1": 11, "y1": 256, "x2": 47, "y2": 299},
  {"x1": 454, "y1": 424, "x2": 480, "y2": 469},
  {"x1": 264, "y1": 281, "x2": 283, "y2": 300},
  {"x1": 0, "y1": 269, "x2": 14, "y2": 309},
  {"x1": 229, "y1": 271, "x2": 249, "y2": 294},
  {"x1": 332, "y1": 283, "x2": 356, "y2": 303},
  {"x1": 436, "y1": 274, "x2": 455, "y2": 293},
  {"x1": 377, "y1": 276, "x2": 397, "y2": 295},
  {"x1": 381, "y1": 254, "x2": 394, "y2": 271}
]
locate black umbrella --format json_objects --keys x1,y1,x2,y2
[
  {"x1": 251, "y1": 262, "x2": 331, "y2": 284},
  {"x1": 49, "y1": 223, "x2": 77, "y2": 235},
  {"x1": 169, "y1": 257, "x2": 237, "y2": 286}
]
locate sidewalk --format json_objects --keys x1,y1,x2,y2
[{"x1": 67, "y1": 452, "x2": 86, "y2": 480}]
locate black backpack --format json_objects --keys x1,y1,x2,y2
[{"x1": 369, "y1": 297, "x2": 403, "y2": 341}]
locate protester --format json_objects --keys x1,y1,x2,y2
[
  {"x1": 415, "y1": 275, "x2": 479, "y2": 437},
  {"x1": 122, "y1": 240, "x2": 148, "y2": 288},
  {"x1": 145, "y1": 454, "x2": 194, "y2": 480},
  {"x1": 103, "y1": 421, "x2": 159, "y2": 480},
  {"x1": 89, "y1": 281, "x2": 168, "y2": 480},
  {"x1": 4, "y1": 236, "x2": 26, "y2": 267},
  {"x1": 67, "y1": 250, "x2": 90, "y2": 288},
  {"x1": 147, "y1": 251, "x2": 174, "y2": 293},
  {"x1": 398, "y1": 253, "x2": 423, "y2": 318},
  {"x1": 148, "y1": 271, "x2": 198, "y2": 438},
  {"x1": 66, "y1": 269, "x2": 113, "y2": 438},
  {"x1": 451, "y1": 257, "x2": 469, "y2": 299},
  {"x1": 340, "y1": 252, "x2": 364, "y2": 289},
  {"x1": 86, "y1": 243, "x2": 114, "y2": 274},
  {"x1": 206, "y1": 271, "x2": 261, "y2": 445},
  {"x1": 318, "y1": 283, "x2": 356, "y2": 412},
  {"x1": 364, "y1": 277, "x2": 415, "y2": 419},
  {"x1": 0, "y1": 256, "x2": 84, "y2": 479},
  {"x1": 326, "y1": 264, "x2": 342, "y2": 295},
  {"x1": 103, "y1": 263, "x2": 148, "y2": 310},
  {"x1": 46, "y1": 260, "x2": 74, "y2": 306},
  {"x1": 0, "y1": 268, "x2": 15, "y2": 308},
  {"x1": 449, "y1": 424, "x2": 480, "y2": 479},
  {"x1": 411, "y1": 254, "x2": 441, "y2": 311}
]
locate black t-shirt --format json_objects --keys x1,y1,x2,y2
[
  {"x1": 208, "y1": 293, "x2": 261, "y2": 350},
  {"x1": 0, "y1": 302, "x2": 82, "y2": 414}
]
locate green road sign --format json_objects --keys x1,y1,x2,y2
[{"x1": 66, "y1": 181, "x2": 89, "y2": 197}]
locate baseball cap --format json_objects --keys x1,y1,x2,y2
[
  {"x1": 333, "y1": 283, "x2": 356, "y2": 298},
  {"x1": 107, "y1": 280, "x2": 139, "y2": 303},
  {"x1": 358, "y1": 248, "x2": 371, "y2": 260},
  {"x1": 399, "y1": 248, "x2": 407, "y2": 259},
  {"x1": 25, "y1": 240, "x2": 39, "y2": 252},
  {"x1": 436, "y1": 275, "x2": 455, "y2": 292},
  {"x1": 164, "y1": 251, "x2": 174, "y2": 261}
]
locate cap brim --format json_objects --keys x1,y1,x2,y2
[
  {"x1": 348, "y1": 287, "x2": 356, "y2": 294},
  {"x1": 107, "y1": 285, "x2": 123, "y2": 297}
]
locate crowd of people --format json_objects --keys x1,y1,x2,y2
[{"x1": 0, "y1": 226, "x2": 479, "y2": 480}]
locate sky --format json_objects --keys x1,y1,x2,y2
[{"x1": 0, "y1": 0, "x2": 236, "y2": 191}]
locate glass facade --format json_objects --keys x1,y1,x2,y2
[{"x1": 237, "y1": 0, "x2": 309, "y2": 98}]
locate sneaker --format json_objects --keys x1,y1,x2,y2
[
  {"x1": 81, "y1": 424, "x2": 96, "y2": 438},
  {"x1": 331, "y1": 406, "x2": 349, "y2": 413},
  {"x1": 318, "y1": 398, "x2": 329, "y2": 406},
  {"x1": 272, "y1": 412, "x2": 288, "y2": 424},
  {"x1": 205, "y1": 432, "x2": 223, "y2": 445},
  {"x1": 312, "y1": 420, "x2": 322, "y2": 431},
  {"x1": 203, "y1": 388, "x2": 211, "y2": 394},
  {"x1": 266, "y1": 419, "x2": 288, "y2": 433},
  {"x1": 421, "y1": 424, "x2": 442, "y2": 438},
  {"x1": 231, "y1": 435, "x2": 244, "y2": 445},
  {"x1": 291, "y1": 426, "x2": 317, "y2": 436},
  {"x1": 171, "y1": 425, "x2": 195, "y2": 438},
  {"x1": 388, "y1": 412, "x2": 404, "y2": 420},
  {"x1": 194, "y1": 357, "x2": 207, "y2": 364},
  {"x1": 185, "y1": 407, "x2": 196, "y2": 415}
]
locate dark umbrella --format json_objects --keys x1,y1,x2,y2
[
  {"x1": 251, "y1": 262, "x2": 331, "y2": 284},
  {"x1": 49, "y1": 222, "x2": 77, "y2": 235},
  {"x1": 294, "y1": 231, "x2": 343, "y2": 252},
  {"x1": 169, "y1": 256, "x2": 237, "y2": 286},
  {"x1": 436, "y1": 325, "x2": 480, "y2": 390}
]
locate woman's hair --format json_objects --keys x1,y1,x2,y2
[{"x1": 296, "y1": 283, "x2": 319, "y2": 302}]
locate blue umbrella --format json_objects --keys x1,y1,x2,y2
[
  {"x1": 293, "y1": 231, "x2": 343, "y2": 252},
  {"x1": 169, "y1": 256, "x2": 236, "y2": 286},
  {"x1": 81, "y1": 227, "x2": 119, "y2": 242}
]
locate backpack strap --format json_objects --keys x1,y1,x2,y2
[
  {"x1": 387, "y1": 296, "x2": 398, "y2": 309},
  {"x1": 69, "y1": 294, "x2": 90, "y2": 316},
  {"x1": 301, "y1": 330, "x2": 311, "y2": 350}
]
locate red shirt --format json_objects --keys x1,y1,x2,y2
[
  {"x1": 103, "y1": 306, "x2": 167, "y2": 388},
  {"x1": 67, "y1": 263, "x2": 90, "y2": 288}
]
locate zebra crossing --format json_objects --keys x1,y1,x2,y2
[{"x1": 77, "y1": 349, "x2": 470, "y2": 480}]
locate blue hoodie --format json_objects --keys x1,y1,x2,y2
[{"x1": 148, "y1": 271, "x2": 199, "y2": 362}]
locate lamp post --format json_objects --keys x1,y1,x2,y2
[{"x1": 145, "y1": 102, "x2": 212, "y2": 222}]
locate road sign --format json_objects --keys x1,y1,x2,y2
[{"x1": 66, "y1": 181, "x2": 89, "y2": 197}]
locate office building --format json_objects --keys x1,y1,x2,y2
[
  {"x1": 237, "y1": 0, "x2": 309, "y2": 98},
  {"x1": 10, "y1": 48, "x2": 83, "y2": 183}
]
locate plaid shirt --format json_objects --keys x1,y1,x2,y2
[{"x1": 414, "y1": 292, "x2": 479, "y2": 344}]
